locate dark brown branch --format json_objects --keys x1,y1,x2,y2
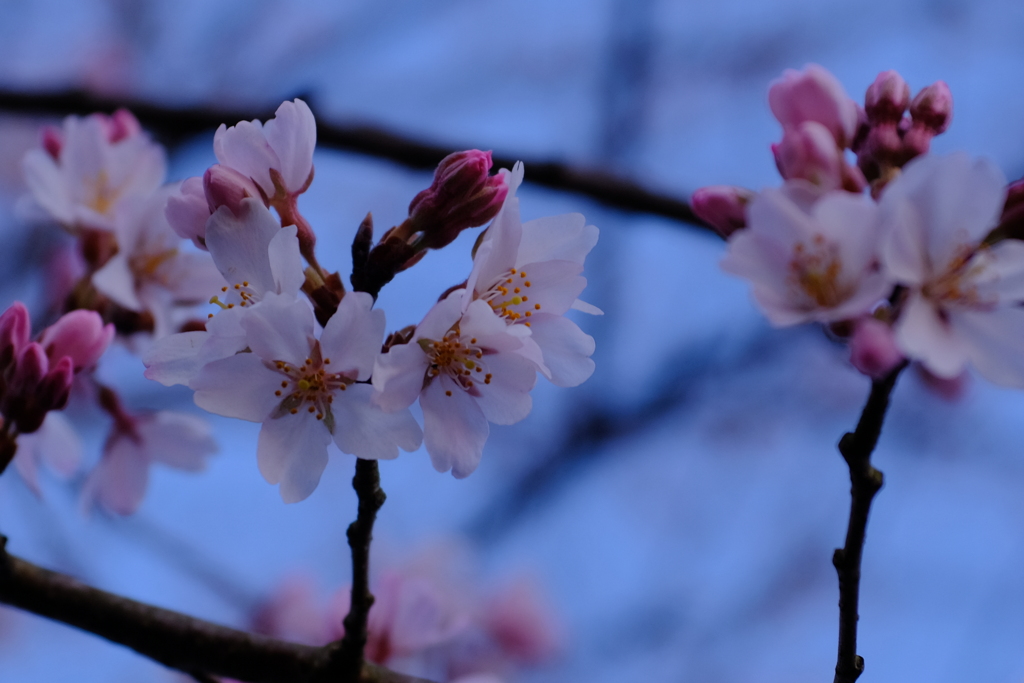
[
  {"x1": 0, "y1": 87, "x2": 712, "y2": 232},
  {"x1": 328, "y1": 459, "x2": 387, "y2": 680},
  {"x1": 832, "y1": 362, "x2": 906, "y2": 683},
  {"x1": 0, "y1": 536, "x2": 433, "y2": 683}
]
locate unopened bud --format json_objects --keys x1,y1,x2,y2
[
  {"x1": 772, "y1": 121, "x2": 845, "y2": 190},
  {"x1": 407, "y1": 150, "x2": 509, "y2": 249},
  {"x1": 37, "y1": 356, "x2": 73, "y2": 413},
  {"x1": 101, "y1": 109, "x2": 142, "y2": 144},
  {"x1": 864, "y1": 70, "x2": 910, "y2": 123},
  {"x1": 691, "y1": 185, "x2": 755, "y2": 238},
  {"x1": 0, "y1": 303, "x2": 31, "y2": 374},
  {"x1": 41, "y1": 126, "x2": 63, "y2": 160},
  {"x1": 40, "y1": 310, "x2": 114, "y2": 371},
  {"x1": 849, "y1": 317, "x2": 904, "y2": 379},
  {"x1": 768, "y1": 64, "x2": 860, "y2": 147},
  {"x1": 910, "y1": 81, "x2": 953, "y2": 135},
  {"x1": 205, "y1": 164, "x2": 261, "y2": 216}
]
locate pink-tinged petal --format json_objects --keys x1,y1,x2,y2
[
  {"x1": 191, "y1": 353, "x2": 283, "y2": 421},
  {"x1": 508, "y1": 259, "x2": 585, "y2": 317},
  {"x1": 136, "y1": 411, "x2": 217, "y2": 470},
  {"x1": 526, "y1": 314, "x2": 596, "y2": 387},
  {"x1": 205, "y1": 199, "x2": 280, "y2": 294},
  {"x1": 461, "y1": 299, "x2": 518, "y2": 340},
  {"x1": 810, "y1": 191, "x2": 881, "y2": 274},
  {"x1": 469, "y1": 166, "x2": 524, "y2": 294},
  {"x1": 330, "y1": 384, "x2": 422, "y2": 460},
  {"x1": 162, "y1": 252, "x2": 227, "y2": 304},
  {"x1": 268, "y1": 226, "x2": 305, "y2": 298},
  {"x1": 92, "y1": 253, "x2": 143, "y2": 311},
  {"x1": 22, "y1": 149, "x2": 72, "y2": 224},
  {"x1": 894, "y1": 292, "x2": 968, "y2": 378},
  {"x1": 849, "y1": 317, "x2": 904, "y2": 379},
  {"x1": 517, "y1": 213, "x2": 596, "y2": 267},
  {"x1": 473, "y1": 351, "x2": 535, "y2": 425},
  {"x1": 880, "y1": 192, "x2": 929, "y2": 287},
  {"x1": 319, "y1": 292, "x2": 383, "y2": 380},
  {"x1": 768, "y1": 64, "x2": 859, "y2": 146},
  {"x1": 373, "y1": 343, "x2": 428, "y2": 413},
  {"x1": 213, "y1": 121, "x2": 278, "y2": 195},
  {"x1": 951, "y1": 307, "x2": 1024, "y2": 388},
  {"x1": 241, "y1": 293, "x2": 314, "y2": 364},
  {"x1": 40, "y1": 309, "x2": 113, "y2": 370},
  {"x1": 970, "y1": 240, "x2": 1024, "y2": 302},
  {"x1": 87, "y1": 435, "x2": 150, "y2": 515},
  {"x1": 262, "y1": 99, "x2": 316, "y2": 192},
  {"x1": 414, "y1": 289, "x2": 466, "y2": 341},
  {"x1": 257, "y1": 411, "x2": 331, "y2": 503},
  {"x1": 143, "y1": 331, "x2": 211, "y2": 386},
  {"x1": 421, "y1": 376, "x2": 488, "y2": 478}
]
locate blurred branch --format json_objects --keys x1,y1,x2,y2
[
  {"x1": 0, "y1": 536, "x2": 434, "y2": 683},
  {"x1": 0, "y1": 87, "x2": 712, "y2": 232},
  {"x1": 832, "y1": 362, "x2": 906, "y2": 683}
]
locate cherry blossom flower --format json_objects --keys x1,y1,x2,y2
[
  {"x1": 879, "y1": 152, "x2": 1024, "y2": 386},
  {"x1": 23, "y1": 110, "x2": 165, "y2": 232},
  {"x1": 466, "y1": 162, "x2": 600, "y2": 388},
  {"x1": 190, "y1": 292, "x2": 421, "y2": 503},
  {"x1": 374, "y1": 289, "x2": 537, "y2": 478},
  {"x1": 81, "y1": 410, "x2": 217, "y2": 515},
  {"x1": 143, "y1": 198, "x2": 305, "y2": 387},
  {"x1": 91, "y1": 185, "x2": 223, "y2": 336},
  {"x1": 721, "y1": 183, "x2": 891, "y2": 326}
]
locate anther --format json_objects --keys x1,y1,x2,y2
[
  {"x1": 308, "y1": 406, "x2": 315, "y2": 413},
  {"x1": 275, "y1": 390, "x2": 282, "y2": 396},
  {"x1": 290, "y1": 408, "x2": 298, "y2": 414},
  {"x1": 445, "y1": 390, "x2": 452, "y2": 396},
  {"x1": 534, "y1": 303, "x2": 541, "y2": 310}
]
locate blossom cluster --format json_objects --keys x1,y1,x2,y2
[{"x1": 693, "y1": 65, "x2": 1024, "y2": 389}]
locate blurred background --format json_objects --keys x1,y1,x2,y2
[{"x1": 2, "y1": 0, "x2": 1024, "y2": 681}]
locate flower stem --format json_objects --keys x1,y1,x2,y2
[{"x1": 832, "y1": 362, "x2": 906, "y2": 683}]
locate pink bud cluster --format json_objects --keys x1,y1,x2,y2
[{"x1": 0, "y1": 303, "x2": 112, "y2": 437}]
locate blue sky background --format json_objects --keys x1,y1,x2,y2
[{"x1": 1, "y1": 1, "x2": 1024, "y2": 681}]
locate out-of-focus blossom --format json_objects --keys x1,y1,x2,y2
[
  {"x1": 773, "y1": 121, "x2": 848, "y2": 192},
  {"x1": 250, "y1": 575, "x2": 333, "y2": 646},
  {"x1": 12, "y1": 412, "x2": 82, "y2": 497},
  {"x1": 691, "y1": 185, "x2": 754, "y2": 237},
  {"x1": 38, "y1": 310, "x2": 113, "y2": 371},
  {"x1": 373, "y1": 290, "x2": 537, "y2": 478},
  {"x1": 479, "y1": 579, "x2": 562, "y2": 665},
  {"x1": 466, "y1": 162, "x2": 600, "y2": 388},
  {"x1": 864, "y1": 70, "x2": 911, "y2": 124},
  {"x1": 405, "y1": 150, "x2": 508, "y2": 250},
  {"x1": 23, "y1": 110, "x2": 165, "y2": 232},
  {"x1": 880, "y1": 153, "x2": 1024, "y2": 386},
  {"x1": 82, "y1": 410, "x2": 216, "y2": 515},
  {"x1": 721, "y1": 184, "x2": 890, "y2": 326},
  {"x1": 768, "y1": 64, "x2": 860, "y2": 147},
  {"x1": 849, "y1": 317, "x2": 904, "y2": 379},
  {"x1": 190, "y1": 293, "x2": 421, "y2": 503}
]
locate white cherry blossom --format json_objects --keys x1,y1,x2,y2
[
  {"x1": 721, "y1": 183, "x2": 891, "y2": 326},
  {"x1": 190, "y1": 292, "x2": 421, "y2": 503},
  {"x1": 23, "y1": 110, "x2": 165, "y2": 232},
  {"x1": 880, "y1": 153, "x2": 1024, "y2": 386},
  {"x1": 466, "y1": 162, "x2": 600, "y2": 387},
  {"x1": 373, "y1": 289, "x2": 537, "y2": 478}
]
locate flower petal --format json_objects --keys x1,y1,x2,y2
[
  {"x1": 92, "y1": 253, "x2": 142, "y2": 311},
  {"x1": 373, "y1": 342, "x2": 428, "y2": 413},
  {"x1": 268, "y1": 225, "x2": 305, "y2": 297},
  {"x1": 136, "y1": 411, "x2": 217, "y2": 470},
  {"x1": 894, "y1": 292, "x2": 969, "y2": 378},
  {"x1": 518, "y1": 213, "x2": 597, "y2": 266},
  {"x1": 320, "y1": 292, "x2": 384, "y2": 380},
  {"x1": 241, "y1": 293, "x2": 315, "y2": 365},
  {"x1": 190, "y1": 353, "x2": 283, "y2": 421},
  {"x1": 526, "y1": 313, "x2": 596, "y2": 387},
  {"x1": 257, "y1": 411, "x2": 331, "y2": 503},
  {"x1": 421, "y1": 376, "x2": 488, "y2": 478},
  {"x1": 330, "y1": 384, "x2": 422, "y2": 460},
  {"x1": 213, "y1": 121, "x2": 278, "y2": 195},
  {"x1": 262, "y1": 99, "x2": 316, "y2": 192},
  {"x1": 205, "y1": 199, "x2": 280, "y2": 295},
  {"x1": 951, "y1": 307, "x2": 1024, "y2": 388}
]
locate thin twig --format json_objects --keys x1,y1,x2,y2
[
  {"x1": 832, "y1": 362, "x2": 906, "y2": 683},
  {"x1": 0, "y1": 87, "x2": 712, "y2": 232},
  {"x1": 0, "y1": 536, "x2": 434, "y2": 683},
  {"x1": 328, "y1": 459, "x2": 387, "y2": 680}
]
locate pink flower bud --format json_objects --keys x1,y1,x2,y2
[
  {"x1": 165, "y1": 177, "x2": 211, "y2": 249},
  {"x1": 40, "y1": 310, "x2": 114, "y2": 371},
  {"x1": 204, "y1": 164, "x2": 261, "y2": 216},
  {"x1": 768, "y1": 64, "x2": 860, "y2": 147},
  {"x1": 864, "y1": 70, "x2": 910, "y2": 123},
  {"x1": 849, "y1": 317, "x2": 904, "y2": 379},
  {"x1": 691, "y1": 185, "x2": 755, "y2": 238},
  {"x1": 99, "y1": 109, "x2": 142, "y2": 143},
  {"x1": 41, "y1": 125, "x2": 63, "y2": 160},
  {"x1": 37, "y1": 356, "x2": 73, "y2": 414},
  {"x1": 408, "y1": 150, "x2": 509, "y2": 249},
  {"x1": 910, "y1": 81, "x2": 953, "y2": 135},
  {"x1": 2, "y1": 342, "x2": 70, "y2": 434},
  {"x1": 772, "y1": 121, "x2": 845, "y2": 190},
  {"x1": 0, "y1": 302, "x2": 31, "y2": 373}
]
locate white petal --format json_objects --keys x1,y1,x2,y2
[
  {"x1": 880, "y1": 194, "x2": 929, "y2": 286},
  {"x1": 373, "y1": 343, "x2": 428, "y2": 413},
  {"x1": 527, "y1": 314, "x2": 596, "y2": 387},
  {"x1": 971, "y1": 240, "x2": 1024, "y2": 302},
  {"x1": 205, "y1": 199, "x2": 280, "y2": 295},
  {"x1": 268, "y1": 225, "x2": 305, "y2": 297},
  {"x1": 257, "y1": 412, "x2": 331, "y2": 503},
  {"x1": 508, "y1": 259, "x2": 585, "y2": 316},
  {"x1": 136, "y1": 412, "x2": 217, "y2": 470},
  {"x1": 518, "y1": 213, "x2": 596, "y2": 266},
  {"x1": 92, "y1": 253, "x2": 142, "y2": 311},
  {"x1": 22, "y1": 149, "x2": 72, "y2": 224},
  {"x1": 330, "y1": 384, "x2": 422, "y2": 460},
  {"x1": 213, "y1": 121, "x2": 278, "y2": 195},
  {"x1": 143, "y1": 331, "x2": 211, "y2": 386},
  {"x1": 951, "y1": 307, "x2": 1024, "y2": 388},
  {"x1": 414, "y1": 289, "x2": 466, "y2": 341},
  {"x1": 162, "y1": 252, "x2": 226, "y2": 304},
  {"x1": 894, "y1": 292, "x2": 969, "y2": 378},
  {"x1": 421, "y1": 376, "x2": 489, "y2": 478},
  {"x1": 241, "y1": 293, "x2": 315, "y2": 365},
  {"x1": 262, "y1": 99, "x2": 316, "y2": 192},
  {"x1": 474, "y1": 351, "x2": 535, "y2": 425},
  {"x1": 320, "y1": 292, "x2": 384, "y2": 380},
  {"x1": 190, "y1": 353, "x2": 283, "y2": 421},
  {"x1": 570, "y1": 298, "x2": 604, "y2": 315}
]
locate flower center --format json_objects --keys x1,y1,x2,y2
[
  {"x1": 131, "y1": 248, "x2": 179, "y2": 280},
  {"x1": 267, "y1": 342, "x2": 352, "y2": 424},
  {"x1": 208, "y1": 281, "x2": 260, "y2": 316},
  {"x1": 480, "y1": 268, "x2": 539, "y2": 327},
  {"x1": 420, "y1": 328, "x2": 493, "y2": 396},
  {"x1": 86, "y1": 170, "x2": 123, "y2": 216},
  {"x1": 922, "y1": 245, "x2": 990, "y2": 308},
  {"x1": 788, "y1": 236, "x2": 851, "y2": 308}
]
